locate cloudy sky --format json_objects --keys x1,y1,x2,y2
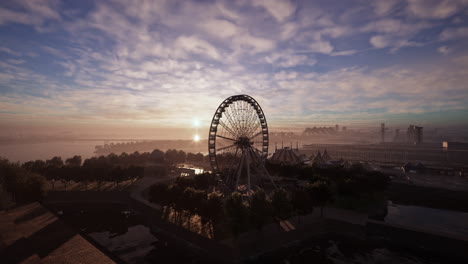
[{"x1": 1, "y1": 0, "x2": 468, "y2": 138}]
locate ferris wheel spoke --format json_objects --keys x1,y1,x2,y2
[
  {"x1": 216, "y1": 144, "x2": 236, "y2": 152},
  {"x1": 249, "y1": 130, "x2": 263, "y2": 140},
  {"x1": 224, "y1": 109, "x2": 242, "y2": 137},
  {"x1": 219, "y1": 119, "x2": 238, "y2": 139},
  {"x1": 250, "y1": 145, "x2": 264, "y2": 155},
  {"x1": 217, "y1": 134, "x2": 236, "y2": 141}
]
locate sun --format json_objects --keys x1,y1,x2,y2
[{"x1": 193, "y1": 134, "x2": 200, "y2": 142}]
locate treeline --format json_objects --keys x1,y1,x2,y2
[
  {"x1": 18, "y1": 149, "x2": 207, "y2": 190},
  {"x1": 1, "y1": 158, "x2": 46, "y2": 207},
  {"x1": 268, "y1": 162, "x2": 389, "y2": 197},
  {"x1": 148, "y1": 174, "x2": 333, "y2": 238}
]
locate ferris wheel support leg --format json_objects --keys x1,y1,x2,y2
[
  {"x1": 246, "y1": 149, "x2": 251, "y2": 194},
  {"x1": 225, "y1": 146, "x2": 240, "y2": 186},
  {"x1": 234, "y1": 152, "x2": 244, "y2": 192},
  {"x1": 255, "y1": 151, "x2": 277, "y2": 189}
]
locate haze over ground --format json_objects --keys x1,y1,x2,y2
[{"x1": 1, "y1": 0, "x2": 468, "y2": 140}]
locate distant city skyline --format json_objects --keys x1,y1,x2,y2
[{"x1": 1, "y1": 0, "x2": 468, "y2": 139}]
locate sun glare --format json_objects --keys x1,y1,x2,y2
[{"x1": 193, "y1": 134, "x2": 200, "y2": 142}]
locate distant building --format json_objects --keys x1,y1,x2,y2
[
  {"x1": 270, "y1": 147, "x2": 303, "y2": 165},
  {"x1": 394, "y1": 129, "x2": 400, "y2": 142},
  {"x1": 406, "y1": 125, "x2": 423, "y2": 145},
  {"x1": 415, "y1": 126, "x2": 423, "y2": 145},
  {"x1": 322, "y1": 149, "x2": 333, "y2": 162},
  {"x1": 310, "y1": 151, "x2": 326, "y2": 165},
  {"x1": 381, "y1": 123, "x2": 385, "y2": 143}
]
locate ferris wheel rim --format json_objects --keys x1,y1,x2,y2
[{"x1": 208, "y1": 94, "x2": 269, "y2": 174}]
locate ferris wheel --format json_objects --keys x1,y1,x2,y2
[{"x1": 208, "y1": 94, "x2": 275, "y2": 193}]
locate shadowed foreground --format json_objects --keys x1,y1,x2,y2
[{"x1": 0, "y1": 202, "x2": 115, "y2": 264}]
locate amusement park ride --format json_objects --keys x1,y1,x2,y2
[{"x1": 208, "y1": 94, "x2": 276, "y2": 194}]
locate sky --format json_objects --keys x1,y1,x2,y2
[{"x1": 1, "y1": 0, "x2": 468, "y2": 139}]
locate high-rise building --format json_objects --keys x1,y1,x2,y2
[
  {"x1": 406, "y1": 125, "x2": 423, "y2": 145},
  {"x1": 381, "y1": 123, "x2": 385, "y2": 143},
  {"x1": 394, "y1": 129, "x2": 400, "y2": 142},
  {"x1": 415, "y1": 126, "x2": 423, "y2": 145}
]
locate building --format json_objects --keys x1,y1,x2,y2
[{"x1": 270, "y1": 147, "x2": 304, "y2": 165}]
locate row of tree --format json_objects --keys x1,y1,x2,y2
[
  {"x1": 22, "y1": 149, "x2": 205, "y2": 173},
  {"x1": 17, "y1": 148, "x2": 209, "y2": 190},
  {"x1": 148, "y1": 178, "x2": 332, "y2": 237},
  {"x1": 1, "y1": 158, "x2": 46, "y2": 207},
  {"x1": 268, "y1": 162, "x2": 389, "y2": 197}
]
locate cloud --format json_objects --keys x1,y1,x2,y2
[
  {"x1": 265, "y1": 52, "x2": 316, "y2": 68},
  {"x1": 200, "y1": 19, "x2": 238, "y2": 39},
  {"x1": 174, "y1": 35, "x2": 222, "y2": 61},
  {"x1": 373, "y1": 0, "x2": 402, "y2": 16},
  {"x1": 308, "y1": 40, "x2": 334, "y2": 54},
  {"x1": 439, "y1": 26, "x2": 468, "y2": 41},
  {"x1": 370, "y1": 35, "x2": 421, "y2": 51},
  {"x1": 406, "y1": 0, "x2": 468, "y2": 19},
  {"x1": 0, "y1": 0, "x2": 60, "y2": 27},
  {"x1": 1, "y1": 0, "x2": 468, "y2": 131},
  {"x1": 438, "y1": 46, "x2": 450, "y2": 55},
  {"x1": 0, "y1": 47, "x2": 21, "y2": 56},
  {"x1": 252, "y1": 0, "x2": 296, "y2": 22}
]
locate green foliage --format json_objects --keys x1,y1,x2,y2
[
  {"x1": 225, "y1": 192, "x2": 249, "y2": 236},
  {"x1": 271, "y1": 188, "x2": 293, "y2": 220},
  {"x1": 291, "y1": 188, "x2": 313, "y2": 218},
  {"x1": 148, "y1": 182, "x2": 169, "y2": 206},
  {"x1": 175, "y1": 176, "x2": 195, "y2": 189},
  {"x1": 249, "y1": 189, "x2": 273, "y2": 230},
  {"x1": 46, "y1": 156, "x2": 64, "y2": 168},
  {"x1": 65, "y1": 155, "x2": 82, "y2": 167},
  {"x1": 193, "y1": 172, "x2": 216, "y2": 190},
  {"x1": 0, "y1": 158, "x2": 47, "y2": 205},
  {"x1": 164, "y1": 149, "x2": 186, "y2": 164},
  {"x1": 306, "y1": 181, "x2": 333, "y2": 216},
  {"x1": 204, "y1": 191, "x2": 224, "y2": 223}
]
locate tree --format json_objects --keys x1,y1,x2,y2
[
  {"x1": 149, "y1": 149, "x2": 165, "y2": 163},
  {"x1": 46, "y1": 156, "x2": 64, "y2": 168},
  {"x1": 271, "y1": 188, "x2": 293, "y2": 221},
  {"x1": 65, "y1": 155, "x2": 82, "y2": 167},
  {"x1": 107, "y1": 153, "x2": 120, "y2": 166},
  {"x1": 291, "y1": 189, "x2": 313, "y2": 222},
  {"x1": 194, "y1": 172, "x2": 216, "y2": 190},
  {"x1": 225, "y1": 192, "x2": 249, "y2": 236},
  {"x1": 149, "y1": 183, "x2": 169, "y2": 206},
  {"x1": 194, "y1": 153, "x2": 204, "y2": 163},
  {"x1": 249, "y1": 189, "x2": 273, "y2": 230},
  {"x1": 175, "y1": 176, "x2": 195, "y2": 189},
  {"x1": 0, "y1": 158, "x2": 46, "y2": 204},
  {"x1": 204, "y1": 191, "x2": 224, "y2": 222},
  {"x1": 307, "y1": 181, "x2": 333, "y2": 217},
  {"x1": 200, "y1": 191, "x2": 224, "y2": 238},
  {"x1": 165, "y1": 149, "x2": 179, "y2": 164},
  {"x1": 186, "y1": 152, "x2": 196, "y2": 162},
  {"x1": 177, "y1": 150, "x2": 186, "y2": 163},
  {"x1": 182, "y1": 187, "x2": 196, "y2": 213}
]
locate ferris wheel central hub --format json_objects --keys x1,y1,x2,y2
[{"x1": 235, "y1": 136, "x2": 252, "y2": 149}]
